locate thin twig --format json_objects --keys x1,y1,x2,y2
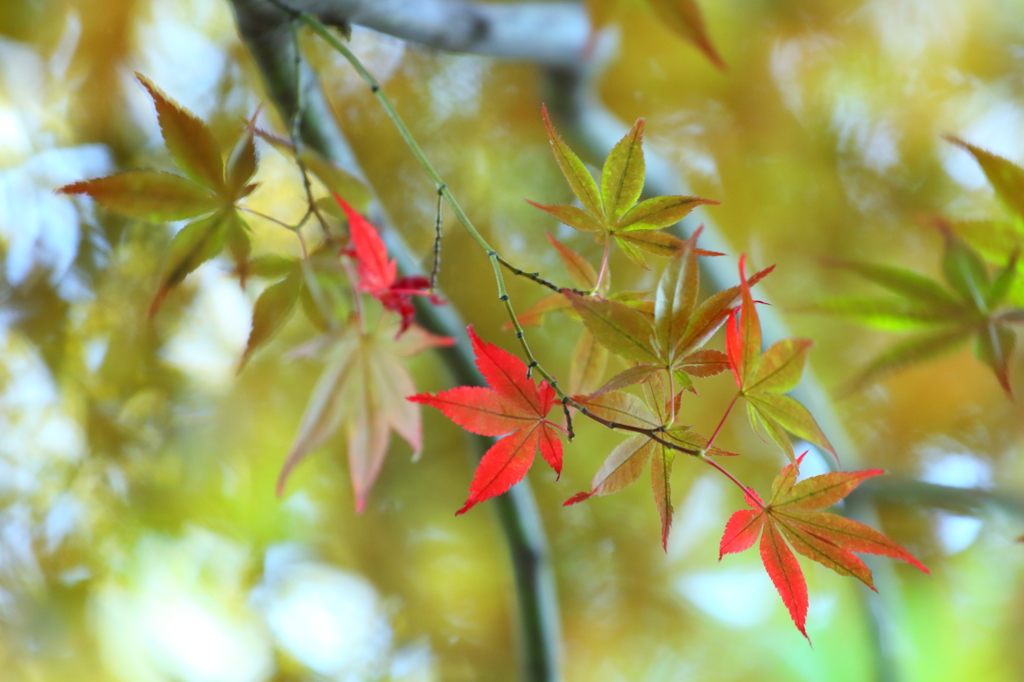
[
  {"x1": 288, "y1": 19, "x2": 332, "y2": 238},
  {"x1": 497, "y1": 255, "x2": 587, "y2": 295},
  {"x1": 430, "y1": 185, "x2": 444, "y2": 293}
]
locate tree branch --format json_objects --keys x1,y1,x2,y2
[
  {"x1": 234, "y1": 0, "x2": 589, "y2": 67},
  {"x1": 229, "y1": 2, "x2": 562, "y2": 680}
]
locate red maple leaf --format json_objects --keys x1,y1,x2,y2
[
  {"x1": 719, "y1": 454, "x2": 929, "y2": 641},
  {"x1": 336, "y1": 194, "x2": 437, "y2": 333},
  {"x1": 408, "y1": 326, "x2": 564, "y2": 514}
]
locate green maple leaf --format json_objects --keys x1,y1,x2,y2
[
  {"x1": 727, "y1": 256, "x2": 836, "y2": 463},
  {"x1": 530, "y1": 106, "x2": 718, "y2": 270},
  {"x1": 810, "y1": 229, "x2": 1021, "y2": 395},
  {"x1": 566, "y1": 372, "x2": 735, "y2": 549},
  {"x1": 563, "y1": 232, "x2": 774, "y2": 396},
  {"x1": 943, "y1": 137, "x2": 1024, "y2": 307},
  {"x1": 277, "y1": 314, "x2": 454, "y2": 511},
  {"x1": 58, "y1": 73, "x2": 262, "y2": 315}
]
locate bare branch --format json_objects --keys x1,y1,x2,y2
[{"x1": 234, "y1": 0, "x2": 590, "y2": 67}]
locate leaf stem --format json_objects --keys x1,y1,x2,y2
[
  {"x1": 430, "y1": 187, "x2": 443, "y2": 293},
  {"x1": 700, "y1": 454, "x2": 764, "y2": 510},
  {"x1": 594, "y1": 240, "x2": 611, "y2": 293},
  {"x1": 706, "y1": 392, "x2": 740, "y2": 449},
  {"x1": 238, "y1": 205, "x2": 299, "y2": 231}
]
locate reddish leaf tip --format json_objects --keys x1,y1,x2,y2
[{"x1": 564, "y1": 491, "x2": 592, "y2": 506}]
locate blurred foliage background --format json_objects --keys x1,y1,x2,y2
[{"x1": 2, "y1": 0, "x2": 1024, "y2": 680}]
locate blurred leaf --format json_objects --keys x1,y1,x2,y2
[
  {"x1": 510, "y1": 293, "x2": 574, "y2": 328},
  {"x1": 59, "y1": 171, "x2": 219, "y2": 222},
  {"x1": 974, "y1": 322, "x2": 1016, "y2": 395},
  {"x1": 941, "y1": 227, "x2": 990, "y2": 307},
  {"x1": 946, "y1": 136, "x2": 1024, "y2": 220},
  {"x1": 224, "y1": 210, "x2": 253, "y2": 285},
  {"x1": 593, "y1": 364, "x2": 663, "y2": 397},
  {"x1": 546, "y1": 233, "x2": 598, "y2": 290},
  {"x1": 949, "y1": 219, "x2": 1024, "y2": 266},
  {"x1": 248, "y1": 254, "x2": 300, "y2": 279},
  {"x1": 136, "y1": 73, "x2": 225, "y2": 192},
  {"x1": 987, "y1": 252, "x2": 1019, "y2": 308},
  {"x1": 149, "y1": 211, "x2": 228, "y2": 316},
  {"x1": 226, "y1": 118, "x2": 259, "y2": 199},
  {"x1": 239, "y1": 269, "x2": 303, "y2": 371},
  {"x1": 257, "y1": 128, "x2": 372, "y2": 210},
  {"x1": 803, "y1": 297, "x2": 964, "y2": 330},
  {"x1": 278, "y1": 330, "x2": 360, "y2": 497},
  {"x1": 832, "y1": 261, "x2": 964, "y2": 311},
  {"x1": 568, "y1": 329, "x2": 609, "y2": 395},
  {"x1": 302, "y1": 152, "x2": 372, "y2": 211},
  {"x1": 817, "y1": 233, "x2": 1020, "y2": 394},
  {"x1": 646, "y1": 0, "x2": 726, "y2": 69},
  {"x1": 847, "y1": 327, "x2": 972, "y2": 392},
  {"x1": 280, "y1": 316, "x2": 452, "y2": 509}
]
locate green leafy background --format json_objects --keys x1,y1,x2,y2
[{"x1": 1, "y1": 0, "x2": 1024, "y2": 680}]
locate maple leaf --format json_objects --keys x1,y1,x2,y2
[
  {"x1": 565, "y1": 373, "x2": 734, "y2": 549},
  {"x1": 278, "y1": 315, "x2": 454, "y2": 511},
  {"x1": 646, "y1": 0, "x2": 726, "y2": 70},
  {"x1": 336, "y1": 195, "x2": 438, "y2": 335},
  {"x1": 566, "y1": 235, "x2": 773, "y2": 396},
  {"x1": 727, "y1": 255, "x2": 836, "y2": 463},
  {"x1": 719, "y1": 455, "x2": 928, "y2": 640},
  {"x1": 58, "y1": 74, "x2": 261, "y2": 315},
  {"x1": 408, "y1": 326, "x2": 563, "y2": 515},
  {"x1": 530, "y1": 107, "x2": 719, "y2": 270},
  {"x1": 808, "y1": 226, "x2": 1022, "y2": 395},
  {"x1": 237, "y1": 243, "x2": 354, "y2": 372},
  {"x1": 583, "y1": 0, "x2": 724, "y2": 70}
]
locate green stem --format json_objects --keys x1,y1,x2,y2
[
  {"x1": 296, "y1": 13, "x2": 555, "y2": 374},
  {"x1": 594, "y1": 240, "x2": 610, "y2": 293}
]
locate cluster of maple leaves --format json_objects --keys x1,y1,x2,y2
[{"x1": 69, "y1": 72, "x2": 1024, "y2": 641}]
